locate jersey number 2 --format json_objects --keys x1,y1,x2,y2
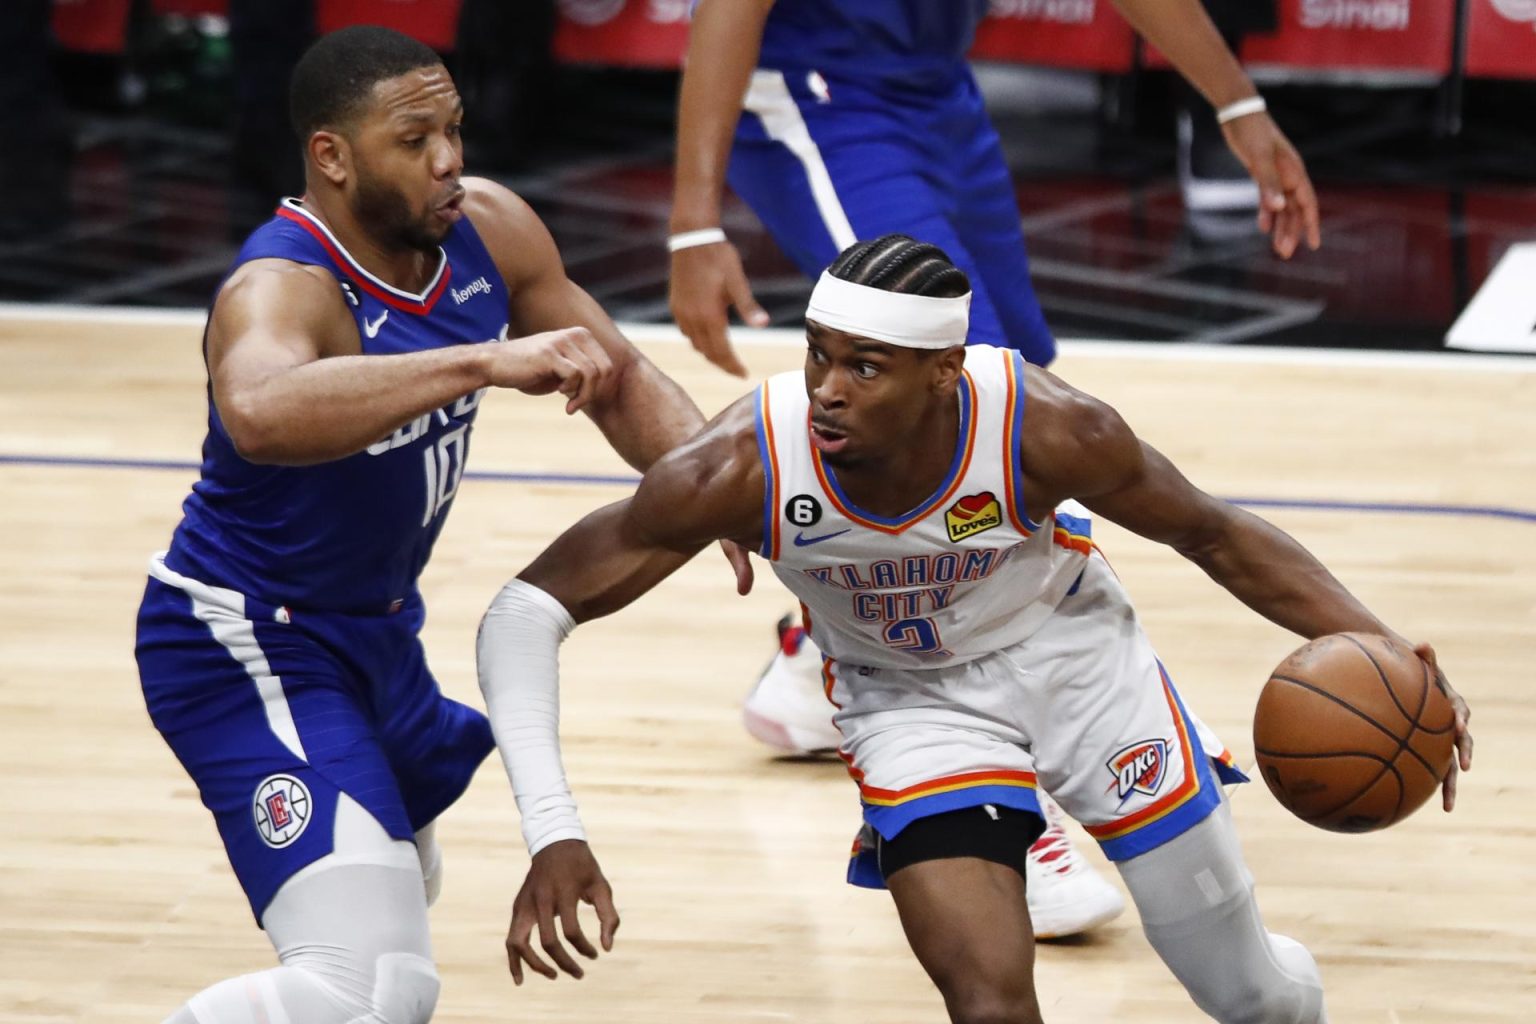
[{"x1": 883, "y1": 617, "x2": 943, "y2": 654}]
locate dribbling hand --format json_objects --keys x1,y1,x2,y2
[
  {"x1": 669, "y1": 240, "x2": 768, "y2": 378},
  {"x1": 1411, "y1": 642, "x2": 1473, "y2": 812},
  {"x1": 488, "y1": 326, "x2": 615, "y2": 414},
  {"x1": 506, "y1": 839, "x2": 620, "y2": 984}
]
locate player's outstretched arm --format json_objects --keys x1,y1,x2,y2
[
  {"x1": 464, "y1": 177, "x2": 707, "y2": 472},
  {"x1": 477, "y1": 396, "x2": 763, "y2": 983},
  {"x1": 1110, "y1": 0, "x2": 1320, "y2": 258},
  {"x1": 667, "y1": 0, "x2": 776, "y2": 376},
  {"x1": 208, "y1": 257, "x2": 613, "y2": 465},
  {"x1": 1020, "y1": 367, "x2": 1472, "y2": 798}
]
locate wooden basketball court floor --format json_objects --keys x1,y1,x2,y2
[{"x1": 1, "y1": 308, "x2": 1532, "y2": 1022}]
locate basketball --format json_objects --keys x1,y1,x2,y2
[{"x1": 1253, "y1": 633, "x2": 1456, "y2": 833}]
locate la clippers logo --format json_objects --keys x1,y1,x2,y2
[
  {"x1": 253, "y1": 774, "x2": 312, "y2": 849},
  {"x1": 1490, "y1": 0, "x2": 1536, "y2": 25},
  {"x1": 1106, "y1": 740, "x2": 1168, "y2": 803}
]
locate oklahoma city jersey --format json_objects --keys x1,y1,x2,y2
[
  {"x1": 163, "y1": 197, "x2": 510, "y2": 614},
  {"x1": 755, "y1": 345, "x2": 1092, "y2": 670}
]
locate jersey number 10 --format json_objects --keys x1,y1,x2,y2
[{"x1": 421, "y1": 424, "x2": 468, "y2": 526}]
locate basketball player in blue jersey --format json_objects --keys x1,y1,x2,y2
[
  {"x1": 666, "y1": 0, "x2": 1324, "y2": 936},
  {"x1": 478, "y1": 235, "x2": 1471, "y2": 1021},
  {"x1": 133, "y1": 26, "x2": 740, "y2": 1024}
]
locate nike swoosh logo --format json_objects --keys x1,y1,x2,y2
[
  {"x1": 793, "y1": 528, "x2": 851, "y2": 547},
  {"x1": 363, "y1": 310, "x2": 389, "y2": 338}
]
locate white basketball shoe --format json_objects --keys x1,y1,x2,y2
[
  {"x1": 1026, "y1": 793, "x2": 1126, "y2": 939},
  {"x1": 743, "y1": 617, "x2": 1127, "y2": 938},
  {"x1": 741, "y1": 617, "x2": 841, "y2": 754}
]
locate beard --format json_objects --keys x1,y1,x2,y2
[{"x1": 351, "y1": 162, "x2": 448, "y2": 253}]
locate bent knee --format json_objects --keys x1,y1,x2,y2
[
  {"x1": 288, "y1": 951, "x2": 440, "y2": 1024},
  {"x1": 1195, "y1": 983, "x2": 1310, "y2": 1024},
  {"x1": 371, "y1": 952, "x2": 440, "y2": 1024}
]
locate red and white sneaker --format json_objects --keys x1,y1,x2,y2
[
  {"x1": 1026, "y1": 794, "x2": 1125, "y2": 939},
  {"x1": 742, "y1": 616, "x2": 841, "y2": 755}
]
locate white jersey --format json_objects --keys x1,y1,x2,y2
[{"x1": 756, "y1": 344, "x2": 1091, "y2": 670}]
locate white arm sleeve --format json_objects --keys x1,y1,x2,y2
[{"x1": 477, "y1": 578, "x2": 586, "y2": 856}]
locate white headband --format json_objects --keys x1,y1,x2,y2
[{"x1": 805, "y1": 271, "x2": 970, "y2": 349}]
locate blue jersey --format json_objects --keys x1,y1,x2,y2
[
  {"x1": 759, "y1": 0, "x2": 989, "y2": 86},
  {"x1": 164, "y1": 198, "x2": 511, "y2": 615}
]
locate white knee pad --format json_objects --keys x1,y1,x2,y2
[
  {"x1": 1118, "y1": 801, "x2": 1326, "y2": 1024},
  {"x1": 169, "y1": 798, "x2": 442, "y2": 1024},
  {"x1": 1138, "y1": 896, "x2": 1324, "y2": 1024},
  {"x1": 368, "y1": 952, "x2": 440, "y2": 1024}
]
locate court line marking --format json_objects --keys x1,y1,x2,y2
[
  {"x1": 2, "y1": 453, "x2": 1531, "y2": 525},
  {"x1": 1, "y1": 303, "x2": 1532, "y2": 373}
]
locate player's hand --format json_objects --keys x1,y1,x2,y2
[
  {"x1": 506, "y1": 839, "x2": 619, "y2": 984},
  {"x1": 1412, "y1": 642, "x2": 1472, "y2": 812},
  {"x1": 1220, "y1": 113, "x2": 1321, "y2": 260},
  {"x1": 721, "y1": 539, "x2": 754, "y2": 595},
  {"x1": 669, "y1": 240, "x2": 768, "y2": 378},
  {"x1": 488, "y1": 327, "x2": 615, "y2": 415}
]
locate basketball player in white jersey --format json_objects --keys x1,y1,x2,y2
[
  {"x1": 477, "y1": 235, "x2": 1471, "y2": 1022},
  {"x1": 672, "y1": 0, "x2": 1320, "y2": 940}
]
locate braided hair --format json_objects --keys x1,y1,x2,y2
[{"x1": 826, "y1": 234, "x2": 971, "y2": 299}]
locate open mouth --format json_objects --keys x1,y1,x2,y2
[
  {"x1": 810, "y1": 420, "x2": 849, "y2": 454},
  {"x1": 434, "y1": 189, "x2": 465, "y2": 222}
]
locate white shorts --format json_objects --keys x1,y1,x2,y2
[{"x1": 828, "y1": 553, "x2": 1246, "y2": 881}]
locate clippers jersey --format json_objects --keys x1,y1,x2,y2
[
  {"x1": 163, "y1": 198, "x2": 511, "y2": 614},
  {"x1": 755, "y1": 345, "x2": 1090, "y2": 670},
  {"x1": 759, "y1": 0, "x2": 989, "y2": 87}
]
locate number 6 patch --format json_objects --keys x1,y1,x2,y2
[{"x1": 785, "y1": 494, "x2": 823, "y2": 527}]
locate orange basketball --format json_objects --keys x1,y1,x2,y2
[{"x1": 1253, "y1": 633, "x2": 1456, "y2": 833}]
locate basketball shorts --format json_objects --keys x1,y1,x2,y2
[
  {"x1": 728, "y1": 63, "x2": 1056, "y2": 366},
  {"x1": 835, "y1": 553, "x2": 1248, "y2": 889},
  {"x1": 134, "y1": 554, "x2": 494, "y2": 922}
]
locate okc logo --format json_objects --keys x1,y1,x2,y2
[
  {"x1": 253, "y1": 774, "x2": 312, "y2": 849},
  {"x1": 1106, "y1": 740, "x2": 1168, "y2": 802},
  {"x1": 1490, "y1": 0, "x2": 1536, "y2": 24}
]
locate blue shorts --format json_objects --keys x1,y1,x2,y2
[
  {"x1": 134, "y1": 563, "x2": 493, "y2": 922},
  {"x1": 728, "y1": 64, "x2": 1056, "y2": 366}
]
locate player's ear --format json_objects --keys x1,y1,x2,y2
[
  {"x1": 308, "y1": 130, "x2": 350, "y2": 187},
  {"x1": 929, "y1": 345, "x2": 966, "y2": 393}
]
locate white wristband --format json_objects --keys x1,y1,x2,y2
[
  {"x1": 1215, "y1": 95, "x2": 1267, "y2": 125},
  {"x1": 477, "y1": 578, "x2": 585, "y2": 856},
  {"x1": 667, "y1": 227, "x2": 728, "y2": 252}
]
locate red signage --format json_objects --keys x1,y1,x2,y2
[
  {"x1": 1239, "y1": 0, "x2": 1456, "y2": 75},
  {"x1": 550, "y1": 0, "x2": 1137, "y2": 72},
  {"x1": 51, "y1": 0, "x2": 133, "y2": 54},
  {"x1": 315, "y1": 0, "x2": 464, "y2": 52},
  {"x1": 553, "y1": 0, "x2": 691, "y2": 68},
  {"x1": 1466, "y1": 0, "x2": 1536, "y2": 79},
  {"x1": 971, "y1": 0, "x2": 1136, "y2": 72}
]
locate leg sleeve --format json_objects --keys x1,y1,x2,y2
[
  {"x1": 164, "y1": 795, "x2": 438, "y2": 1024},
  {"x1": 1116, "y1": 797, "x2": 1328, "y2": 1024}
]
